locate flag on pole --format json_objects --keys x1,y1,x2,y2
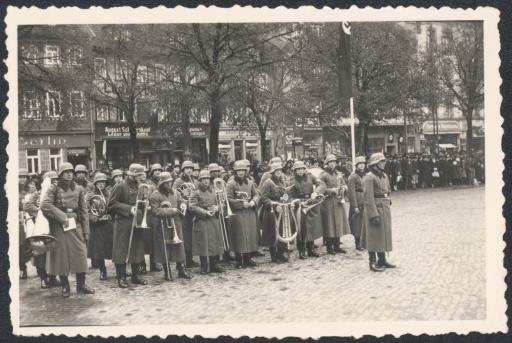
[
  {"x1": 102, "y1": 139, "x2": 107, "y2": 159},
  {"x1": 338, "y1": 21, "x2": 353, "y2": 100}
]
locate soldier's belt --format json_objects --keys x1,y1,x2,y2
[{"x1": 374, "y1": 193, "x2": 389, "y2": 198}]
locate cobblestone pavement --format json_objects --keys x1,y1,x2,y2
[{"x1": 19, "y1": 186, "x2": 485, "y2": 326}]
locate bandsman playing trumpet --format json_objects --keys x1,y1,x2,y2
[
  {"x1": 348, "y1": 156, "x2": 366, "y2": 251},
  {"x1": 288, "y1": 160, "x2": 326, "y2": 259},
  {"x1": 86, "y1": 172, "x2": 113, "y2": 281},
  {"x1": 189, "y1": 170, "x2": 225, "y2": 274},
  {"x1": 173, "y1": 161, "x2": 199, "y2": 268},
  {"x1": 319, "y1": 154, "x2": 351, "y2": 255},
  {"x1": 107, "y1": 163, "x2": 147, "y2": 288},
  {"x1": 226, "y1": 161, "x2": 260, "y2": 269},
  {"x1": 41, "y1": 162, "x2": 94, "y2": 298},
  {"x1": 149, "y1": 172, "x2": 192, "y2": 280}
]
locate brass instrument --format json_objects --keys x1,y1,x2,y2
[
  {"x1": 213, "y1": 178, "x2": 232, "y2": 251},
  {"x1": 234, "y1": 191, "x2": 249, "y2": 201},
  {"x1": 272, "y1": 198, "x2": 300, "y2": 245},
  {"x1": 178, "y1": 182, "x2": 196, "y2": 201},
  {"x1": 126, "y1": 183, "x2": 150, "y2": 264},
  {"x1": 300, "y1": 194, "x2": 326, "y2": 214},
  {"x1": 160, "y1": 201, "x2": 183, "y2": 245},
  {"x1": 88, "y1": 193, "x2": 108, "y2": 220},
  {"x1": 336, "y1": 172, "x2": 347, "y2": 203}
]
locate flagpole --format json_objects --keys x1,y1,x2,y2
[{"x1": 350, "y1": 97, "x2": 356, "y2": 172}]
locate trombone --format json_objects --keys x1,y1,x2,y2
[
  {"x1": 125, "y1": 183, "x2": 150, "y2": 264},
  {"x1": 160, "y1": 201, "x2": 183, "y2": 245},
  {"x1": 213, "y1": 178, "x2": 233, "y2": 251}
]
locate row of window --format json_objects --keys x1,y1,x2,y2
[
  {"x1": 26, "y1": 148, "x2": 62, "y2": 174},
  {"x1": 22, "y1": 90, "x2": 85, "y2": 119},
  {"x1": 21, "y1": 44, "x2": 82, "y2": 66}
]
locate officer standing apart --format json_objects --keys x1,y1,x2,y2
[
  {"x1": 41, "y1": 162, "x2": 95, "y2": 297},
  {"x1": 348, "y1": 156, "x2": 366, "y2": 251},
  {"x1": 107, "y1": 163, "x2": 148, "y2": 288},
  {"x1": 362, "y1": 153, "x2": 396, "y2": 272}
]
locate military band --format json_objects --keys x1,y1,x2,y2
[{"x1": 19, "y1": 152, "x2": 396, "y2": 298}]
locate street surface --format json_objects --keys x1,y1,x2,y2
[{"x1": 19, "y1": 186, "x2": 485, "y2": 326}]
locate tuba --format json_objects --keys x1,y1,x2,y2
[
  {"x1": 160, "y1": 201, "x2": 183, "y2": 245},
  {"x1": 178, "y1": 182, "x2": 196, "y2": 201},
  {"x1": 88, "y1": 193, "x2": 107, "y2": 219},
  {"x1": 23, "y1": 179, "x2": 58, "y2": 256}
]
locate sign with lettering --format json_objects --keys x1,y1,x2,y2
[
  {"x1": 19, "y1": 134, "x2": 90, "y2": 148},
  {"x1": 104, "y1": 126, "x2": 151, "y2": 138}
]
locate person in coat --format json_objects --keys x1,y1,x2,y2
[
  {"x1": 107, "y1": 163, "x2": 148, "y2": 288},
  {"x1": 361, "y1": 153, "x2": 396, "y2": 272},
  {"x1": 173, "y1": 161, "x2": 199, "y2": 268},
  {"x1": 142, "y1": 163, "x2": 164, "y2": 273},
  {"x1": 149, "y1": 172, "x2": 192, "y2": 281},
  {"x1": 189, "y1": 170, "x2": 225, "y2": 274},
  {"x1": 23, "y1": 171, "x2": 61, "y2": 289},
  {"x1": 19, "y1": 169, "x2": 30, "y2": 280},
  {"x1": 319, "y1": 154, "x2": 350, "y2": 255},
  {"x1": 226, "y1": 161, "x2": 260, "y2": 268},
  {"x1": 74, "y1": 164, "x2": 94, "y2": 193},
  {"x1": 41, "y1": 162, "x2": 95, "y2": 297},
  {"x1": 259, "y1": 161, "x2": 290, "y2": 263},
  {"x1": 287, "y1": 160, "x2": 326, "y2": 259},
  {"x1": 348, "y1": 156, "x2": 366, "y2": 251},
  {"x1": 86, "y1": 172, "x2": 113, "y2": 281}
]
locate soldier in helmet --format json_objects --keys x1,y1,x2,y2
[
  {"x1": 348, "y1": 156, "x2": 367, "y2": 251},
  {"x1": 189, "y1": 170, "x2": 225, "y2": 274},
  {"x1": 19, "y1": 168, "x2": 30, "y2": 280},
  {"x1": 319, "y1": 154, "x2": 351, "y2": 255},
  {"x1": 74, "y1": 164, "x2": 94, "y2": 193},
  {"x1": 107, "y1": 163, "x2": 148, "y2": 288},
  {"x1": 362, "y1": 153, "x2": 396, "y2": 272},
  {"x1": 41, "y1": 162, "x2": 95, "y2": 297},
  {"x1": 226, "y1": 161, "x2": 260, "y2": 268},
  {"x1": 86, "y1": 172, "x2": 113, "y2": 281},
  {"x1": 149, "y1": 172, "x2": 192, "y2": 281},
  {"x1": 173, "y1": 161, "x2": 199, "y2": 267},
  {"x1": 192, "y1": 163, "x2": 200, "y2": 182},
  {"x1": 259, "y1": 156, "x2": 284, "y2": 187},
  {"x1": 288, "y1": 160, "x2": 326, "y2": 259}
]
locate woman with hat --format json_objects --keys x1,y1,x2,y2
[
  {"x1": 319, "y1": 154, "x2": 351, "y2": 255},
  {"x1": 173, "y1": 160, "x2": 199, "y2": 268},
  {"x1": 41, "y1": 162, "x2": 95, "y2": 297},
  {"x1": 348, "y1": 156, "x2": 367, "y2": 251},
  {"x1": 226, "y1": 160, "x2": 260, "y2": 268},
  {"x1": 362, "y1": 152, "x2": 396, "y2": 272},
  {"x1": 86, "y1": 172, "x2": 113, "y2": 281},
  {"x1": 149, "y1": 172, "x2": 192, "y2": 280},
  {"x1": 260, "y1": 161, "x2": 289, "y2": 263},
  {"x1": 189, "y1": 170, "x2": 225, "y2": 274},
  {"x1": 107, "y1": 163, "x2": 148, "y2": 288},
  {"x1": 23, "y1": 171, "x2": 61, "y2": 289},
  {"x1": 288, "y1": 160, "x2": 326, "y2": 259}
]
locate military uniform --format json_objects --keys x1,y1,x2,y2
[{"x1": 347, "y1": 166, "x2": 365, "y2": 250}]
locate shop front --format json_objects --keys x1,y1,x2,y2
[
  {"x1": 218, "y1": 126, "x2": 273, "y2": 164},
  {"x1": 19, "y1": 132, "x2": 93, "y2": 173},
  {"x1": 422, "y1": 120, "x2": 461, "y2": 153}
]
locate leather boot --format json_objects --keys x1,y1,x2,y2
[
  {"x1": 276, "y1": 246, "x2": 289, "y2": 263},
  {"x1": 150, "y1": 255, "x2": 162, "y2": 271},
  {"x1": 39, "y1": 268, "x2": 49, "y2": 289},
  {"x1": 162, "y1": 263, "x2": 172, "y2": 281},
  {"x1": 115, "y1": 264, "x2": 128, "y2": 288},
  {"x1": 243, "y1": 254, "x2": 257, "y2": 267},
  {"x1": 60, "y1": 275, "x2": 70, "y2": 298},
  {"x1": 177, "y1": 262, "x2": 192, "y2": 279},
  {"x1": 76, "y1": 273, "x2": 95, "y2": 294},
  {"x1": 369, "y1": 252, "x2": 384, "y2": 272},
  {"x1": 269, "y1": 246, "x2": 278, "y2": 263},
  {"x1": 355, "y1": 237, "x2": 363, "y2": 251},
  {"x1": 118, "y1": 276, "x2": 129, "y2": 288},
  {"x1": 131, "y1": 264, "x2": 147, "y2": 285},
  {"x1": 377, "y1": 252, "x2": 396, "y2": 268},
  {"x1": 200, "y1": 256, "x2": 209, "y2": 275},
  {"x1": 235, "y1": 253, "x2": 244, "y2": 269},
  {"x1": 333, "y1": 237, "x2": 347, "y2": 254},
  {"x1": 223, "y1": 250, "x2": 235, "y2": 262},
  {"x1": 140, "y1": 260, "x2": 147, "y2": 274},
  {"x1": 99, "y1": 267, "x2": 107, "y2": 281},
  {"x1": 298, "y1": 248, "x2": 308, "y2": 260},
  {"x1": 307, "y1": 242, "x2": 319, "y2": 258},
  {"x1": 210, "y1": 256, "x2": 224, "y2": 273},
  {"x1": 48, "y1": 275, "x2": 61, "y2": 288},
  {"x1": 326, "y1": 239, "x2": 336, "y2": 255},
  {"x1": 186, "y1": 254, "x2": 199, "y2": 268},
  {"x1": 252, "y1": 250, "x2": 265, "y2": 257}
]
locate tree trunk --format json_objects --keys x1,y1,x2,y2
[
  {"x1": 127, "y1": 102, "x2": 139, "y2": 162},
  {"x1": 403, "y1": 111, "x2": 408, "y2": 154},
  {"x1": 359, "y1": 121, "x2": 369, "y2": 156},
  {"x1": 465, "y1": 108, "x2": 473, "y2": 157},
  {"x1": 208, "y1": 92, "x2": 221, "y2": 163},
  {"x1": 180, "y1": 99, "x2": 192, "y2": 158},
  {"x1": 260, "y1": 129, "x2": 268, "y2": 163}
]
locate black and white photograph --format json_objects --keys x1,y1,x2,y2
[{"x1": 5, "y1": 6, "x2": 505, "y2": 338}]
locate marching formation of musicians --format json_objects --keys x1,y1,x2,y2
[{"x1": 19, "y1": 152, "x2": 395, "y2": 298}]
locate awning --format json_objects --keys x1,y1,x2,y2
[{"x1": 438, "y1": 143, "x2": 457, "y2": 149}]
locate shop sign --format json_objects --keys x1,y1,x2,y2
[
  {"x1": 20, "y1": 134, "x2": 90, "y2": 148},
  {"x1": 190, "y1": 126, "x2": 208, "y2": 138},
  {"x1": 104, "y1": 126, "x2": 151, "y2": 138},
  {"x1": 422, "y1": 121, "x2": 460, "y2": 134}
]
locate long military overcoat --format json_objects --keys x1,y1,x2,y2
[
  {"x1": 143, "y1": 177, "x2": 159, "y2": 255},
  {"x1": 347, "y1": 171, "x2": 365, "y2": 238},
  {"x1": 319, "y1": 168, "x2": 350, "y2": 238},
  {"x1": 149, "y1": 189, "x2": 186, "y2": 263},
  {"x1": 189, "y1": 184, "x2": 224, "y2": 257},
  {"x1": 361, "y1": 171, "x2": 393, "y2": 252},
  {"x1": 107, "y1": 178, "x2": 145, "y2": 264},
  {"x1": 23, "y1": 191, "x2": 46, "y2": 269},
  {"x1": 173, "y1": 175, "x2": 197, "y2": 254},
  {"x1": 86, "y1": 187, "x2": 113, "y2": 260},
  {"x1": 288, "y1": 173, "x2": 326, "y2": 242},
  {"x1": 225, "y1": 177, "x2": 260, "y2": 253},
  {"x1": 259, "y1": 175, "x2": 287, "y2": 247},
  {"x1": 41, "y1": 181, "x2": 89, "y2": 275}
]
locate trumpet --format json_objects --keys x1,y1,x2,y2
[{"x1": 160, "y1": 201, "x2": 183, "y2": 245}]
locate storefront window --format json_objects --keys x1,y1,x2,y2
[
  {"x1": 234, "y1": 140, "x2": 243, "y2": 161},
  {"x1": 368, "y1": 138, "x2": 385, "y2": 154},
  {"x1": 26, "y1": 149, "x2": 40, "y2": 174},
  {"x1": 49, "y1": 148, "x2": 62, "y2": 171}
]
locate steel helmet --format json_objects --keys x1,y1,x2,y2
[
  {"x1": 74, "y1": 164, "x2": 88, "y2": 174},
  {"x1": 126, "y1": 163, "x2": 145, "y2": 176},
  {"x1": 269, "y1": 157, "x2": 282, "y2": 164},
  {"x1": 157, "y1": 171, "x2": 174, "y2": 187},
  {"x1": 293, "y1": 160, "x2": 307, "y2": 171},
  {"x1": 367, "y1": 153, "x2": 386, "y2": 166},
  {"x1": 150, "y1": 163, "x2": 163, "y2": 174},
  {"x1": 43, "y1": 170, "x2": 59, "y2": 180},
  {"x1": 93, "y1": 172, "x2": 108, "y2": 184},
  {"x1": 208, "y1": 163, "x2": 221, "y2": 172},
  {"x1": 111, "y1": 169, "x2": 124, "y2": 178},
  {"x1": 181, "y1": 161, "x2": 194, "y2": 171},
  {"x1": 58, "y1": 162, "x2": 74, "y2": 176},
  {"x1": 325, "y1": 154, "x2": 337, "y2": 164},
  {"x1": 233, "y1": 161, "x2": 247, "y2": 171},
  {"x1": 355, "y1": 156, "x2": 366, "y2": 166},
  {"x1": 269, "y1": 162, "x2": 283, "y2": 174},
  {"x1": 198, "y1": 170, "x2": 211, "y2": 180}
]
